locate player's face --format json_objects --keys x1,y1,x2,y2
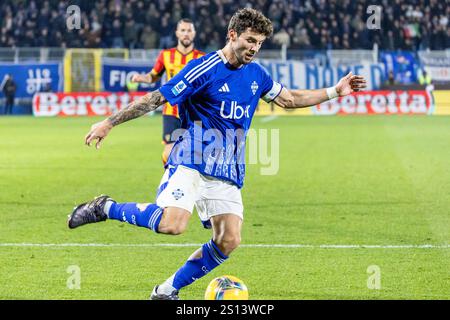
[
  {"x1": 176, "y1": 22, "x2": 196, "y2": 48},
  {"x1": 229, "y1": 28, "x2": 266, "y2": 65}
]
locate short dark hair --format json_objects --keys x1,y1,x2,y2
[
  {"x1": 228, "y1": 8, "x2": 273, "y2": 38},
  {"x1": 177, "y1": 18, "x2": 194, "y2": 28}
]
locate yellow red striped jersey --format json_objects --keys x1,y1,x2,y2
[{"x1": 151, "y1": 48, "x2": 205, "y2": 117}]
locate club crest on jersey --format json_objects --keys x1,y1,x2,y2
[
  {"x1": 171, "y1": 80, "x2": 187, "y2": 96},
  {"x1": 220, "y1": 101, "x2": 250, "y2": 119},
  {"x1": 172, "y1": 188, "x2": 184, "y2": 200},
  {"x1": 251, "y1": 81, "x2": 258, "y2": 95}
]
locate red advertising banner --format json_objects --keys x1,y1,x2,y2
[
  {"x1": 33, "y1": 90, "x2": 435, "y2": 117},
  {"x1": 32, "y1": 92, "x2": 148, "y2": 116},
  {"x1": 313, "y1": 90, "x2": 434, "y2": 115}
]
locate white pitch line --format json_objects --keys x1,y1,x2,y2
[
  {"x1": 260, "y1": 115, "x2": 279, "y2": 123},
  {"x1": 0, "y1": 243, "x2": 449, "y2": 249}
]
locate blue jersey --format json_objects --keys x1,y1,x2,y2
[{"x1": 159, "y1": 50, "x2": 283, "y2": 188}]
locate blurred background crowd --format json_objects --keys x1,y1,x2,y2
[{"x1": 1, "y1": 0, "x2": 449, "y2": 51}]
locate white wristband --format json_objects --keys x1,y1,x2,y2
[{"x1": 326, "y1": 86, "x2": 339, "y2": 99}]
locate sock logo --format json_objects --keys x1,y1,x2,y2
[
  {"x1": 202, "y1": 266, "x2": 209, "y2": 274},
  {"x1": 172, "y1": 188, "x2": 184, "y2": 200}
]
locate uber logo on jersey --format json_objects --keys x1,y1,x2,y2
[
  {"x1": 220, "y1": 101, "x2": 250, "y2": 119},
  {"x1": 171, "y1": 80, "x2": 187, "y2": 96}
]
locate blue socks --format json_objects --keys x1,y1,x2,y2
[
  {"x1": 158, "y1": 239, "x2": 228, "y2": 294},
  {"x1": 107, "y1": 202, "x2": 164, "y2": 232},
  {"x1": 106, "y1": 203, "x2": 229, "y2": 295}
]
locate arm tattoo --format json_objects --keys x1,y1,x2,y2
[{"x1": 108, "y1": 90, "x2": 166, "y2": 126}]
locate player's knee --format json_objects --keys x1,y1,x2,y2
[
  {"x1": 157, "y1": 207, "x2": 190, "y2": 235},
  {"x1": 214, "y1": 235, "x2": 241, "y2": 255},
  {"x1": 158, "y1": 222, "x2": 187, "y2": 235},
  {"x1": 166, "y1": 224, "x2": 186, "y2": 235}
]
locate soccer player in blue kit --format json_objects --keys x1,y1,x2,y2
[{"x1": 68, "y1": 8, "x2": 366, "y2": 300}]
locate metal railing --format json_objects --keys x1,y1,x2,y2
[
  {"x1": 0, "y1": 47, "x2": 65, "y2": 63},
  {"x1": 418, "y1": 50, "x2": 450, "y2": 65},
  {"x1": 0, "y1": 47, "x2": 384, "y2": 66}
]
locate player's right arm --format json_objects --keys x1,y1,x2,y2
[{"x1": 84, "y1": 90, "x2": 167, "y2": 149}]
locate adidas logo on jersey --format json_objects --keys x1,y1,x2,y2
[{"x1": 218, "y1": 83, "x2": 230, "y2": 93}]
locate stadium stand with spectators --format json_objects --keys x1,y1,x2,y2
[{"x1": 0, "y1": 0, "x2": 448, "y2": 51}]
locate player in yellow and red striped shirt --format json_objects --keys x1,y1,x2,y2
[{"x1": 132, "y1": 19, "x2": 204, "y2": 165}]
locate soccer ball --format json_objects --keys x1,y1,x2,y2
[{"x1": 204, "y1": 275, "x2": 249, "y2": 300}]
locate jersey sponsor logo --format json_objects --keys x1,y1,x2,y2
[
  {"x1": 218, "y1": 83, "x2": 230, "y2": 93},
  {"x1": 220, "y1": 101, "x2": 250, "y2": 119},
  {"x1": 251, "y1": 81, "x2": 258, "y2": 95},
  {"x1": 171, "y1": 80, "x2": 187, "y2": 96}
]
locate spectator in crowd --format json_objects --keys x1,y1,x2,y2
[
  {"x1": 291, "y1": 27, "x2": 312, "y2": 49},
  {"x1": 418, "y1": 69, "x2": 432, "y2": 85},
  {"x1": 159, "y1": 14, "x2": 175, "y2": 49},
  {"x1": 140, "y1": 26, "x2": 159, "y2": 49},
  {"x1": 0, "y1": 74, "x2": 17, "y2": 115},
  {"x1": 273, "y1": 27, "x2": 290, "y2": 48},
  {"x1": 123, "y1": 18, "x2": 139, "y2": 49},
  {"x1": 110, "y1": 19, "x2": 124, "y2": 48},
  {"x1": 386, "y1": 70, "x2": 396, "y2": 86}
]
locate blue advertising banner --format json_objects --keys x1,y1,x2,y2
[
  {"x1": 257, "y1": 59, "x2": 385, "y2": 90},
  {"x1": 380, "y1": 51, "x2": 419, "y2": 84},
  {"x1": 101, "y1": 58, "x2": 385, "y2": 92},
  {"x1": 0, "y1": 62, "x2": 62, "y2": 98},
  {"x1": 102, "y1": 58, "x2": 161, "y2": 92}
]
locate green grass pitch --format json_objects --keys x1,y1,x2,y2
[{"x1": 0, "y1": 115, "x2": 449, "y2": 300}]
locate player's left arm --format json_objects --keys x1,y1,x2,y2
[{"x1": 273, "y1": 72, "x2": 367, "y2": 109}]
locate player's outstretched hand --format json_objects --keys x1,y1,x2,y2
[
  {"x1": 84, "y1": 119, "x2": 113, "y2": 149},
  {"x1": 130, "y1": 74, "x2": 141, "y2": 83},
  {"x1": 335, "y1": 72, "x2": 367, "y2": 96}
]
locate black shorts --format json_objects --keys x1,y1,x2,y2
[{"x1": 162, "y1": 114, "x2": 182, "y2": 144}]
